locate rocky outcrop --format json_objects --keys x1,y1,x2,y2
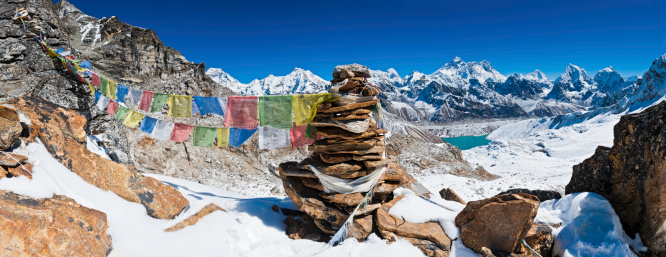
[
  {"x1": 497, "y1": 188, "x2": 561, "y2": 202},
  {"x1": 566, "y1": 100, "x2": 666, "y2": 256},
  {"x1": 0, "y1": 117, "x2": 21, "y2": 150},
  {"x1": 455, "y1": 193, "x2": 540, "y2": 255},
  {"x1": 439, "y1": 188, "x2": 466, "y2": 205},
  {"x1": 166, "y1": 203, "x2": 225, "y2": 232},
  {"x1": 0, "y1": 190, "x2": 112, "y2": 256},
  {"x1": 0, "y1": 152, "x2": 33, "y2": 179},
  {"x1": 6, "y1": 97, "x2": 189, "y2": 219}
]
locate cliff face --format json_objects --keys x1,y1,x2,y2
[{"x1": 567, "y1": 100, "x2": 666, "y2": 256}]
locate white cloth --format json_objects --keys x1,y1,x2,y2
[
  {"x1": 258, "y1": 126, "x2": 290, "y2": 150},
  {"x1": 128, "y1": 88, "x2": 143, "y2": 107},
  {"x1": 218, "y1": 97, "x2": 228, "y2": 116},
  {"x1": 151, "y1": 120, "x2": 175, "y2": 141},
  {"x1": 96, "y1": 95, "x2": 110, "y2": 111},
  {"x1": 309, "y1": 165, "x2": 386, "y2": 194}
]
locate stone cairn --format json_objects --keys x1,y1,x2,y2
[{"x1": 279, "y1": 64, "x2": 452, "y2": 257}]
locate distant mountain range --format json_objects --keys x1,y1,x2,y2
[{"x1": 207, "y1": 56, "x2": 656, "y2": 123}]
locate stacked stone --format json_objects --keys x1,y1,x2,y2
[{"x1": 279, "y1": 64, "x2": 450, "y2": 257}]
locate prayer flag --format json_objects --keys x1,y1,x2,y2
[
  {"x1": 293, "y1": 93, "x2": 332, "y2": 126},
  {"x1": 168, "y1": 95, "x2": 192, "y2": 118},
  {"x1": 139, "y1": 91, "x2": 154, "y2": 112},
  {"x1": 100, "y1": 77, "x2": 108, "y2": 96},
  {"x1": 87, "y1": 82, "x2": 95, "y2": 97},
  {"x1": 140, "y1": 116, "x2": 158, "y2": 134},
  {"x1": 170, "y1": 123, "x2": 194, "y2": 142},
  {"x1": 258, "y1": 95, "x2": 293, "y2": 129},
  {"x1": 96, "y1": 95, "x2": 110, "y2": 111},
  {"x1": 258, "y1": 126, "x2": 291, "y2": 150},
  {"x1": 79, "y1": 61, "x2": 91, "y2": 69},
  {"x1": 151, "y1": 120, "x2": 175, "y2": 141},
  {"x1": 94, "y1": 89, "x2": 101, "y2": 103},
  {"x1": 305, "y1": 124, "x2": 317, "y2": 140},
  {"x1": 193, "y1": 126, "x2": 217, "y2": 147},
  {"x1": 217, "y1": 128, "x2": 230, "y2": 147},
  {"x1": 150, "y1": 93, "x2": 170, "y2": 113},
  {"x1": 374, "y1": 102, "x2": 383, "y2": 129},
  {"x1": 218, "y1": 97, "x2": 228, "y2": 115},
  {"x1": 114, "y1": 105, "x2": 130, "y2": 121},
  {"x1": 229, "y1": 127, "x2": 256, "y2": 147},
  {"x1": 106, "y1": 80, "x2": 117, "y2": 100},
  {"x1": 225, "y1": 96, "x2": 258, "y2": 129},
  {"x1": 116, "y1": 84, "x2": 129, "y2": 104},
  {"x1": 129, "y1": 88, "x2": 143, "y2": 106},
  {"x1": 107, "y1": 100, "x2": 119, "y2": 116},
  {"x1": 122, "y1": 110, "x2": 145, "y2": 128},
  {"x1": 193, "y1": 96, "x2": 225, "y2": 116},
  {"x1": 191, "y1": 99, "x2": 200, "y2": 115},
  {"x1": 290, "y1": 124, "x2": 314, "y2": 148}
]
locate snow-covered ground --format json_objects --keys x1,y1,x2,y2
[
  {"x1": 421, "y1": 112, "x2": 620, "y2": 202},
  {"x1": 0, "y1": 134, "x2": 644, "y2": 256}
]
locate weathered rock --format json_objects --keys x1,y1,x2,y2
[
  {"x1": 566, "y1": 100, "x2": 666, "y2": 256},
  {"x1": 332, "y1": 64, "x2": 372, "y2": 79},
  {"x1": 516, "y1": 223, "x2": 553, "y2": 257},
  {"x1": 6, "y1": 163, "x2": 32, "y2": 179},
  {"x1": 319, "y1": 153, "x2": 354, "y2": 163},
  {"x1": 497, "y1": 188, "x2": 561, "y2": 202},
  {"x1": 316, "y1": 126, "x2": 386, "y2": 140},
  {"x1": 455, "y1": 193, "x2": 540, "y2": 254},
  {"x1": 0, "y1": 190, "x2": 112, "y2": 256},
  {"x1": 0, "y1": 117, "x2": 21, "y2": 150},
  {"x1": 0, "y1": 152, "x2": 28, "y2": 166},
  {"x1": 439, "y1": 188, "x2": 466, "y2": 205},
  {"x1": 320, "y1": 99, "x2": 379, "y2": 113},
  {"x1": 300, "y1": 177, "x2": 324, "y2": 191},
  {"x1": 338, "y1": 68, "x2": 355, "y2": 80},
  {"x1": 376, "y1": 195, "x2": 451, "y2": 257},
  {"x1": 319, "y1": 192, "x2": 364, "y2": 206},
  {"x1": 0, "y1": 106, "x2": 19, "y2": 122},
  {"x1": 284, "y1": 215, "x2": 328, "y2": 242},
  {"x1": 0, "y1": 167, "x2": 8, "y2": 178},
  {"x1": 347, "y1": 214, "x2": 373, "y2": 241},
  {"x1": 7, "y1": 97, "x2": 189, "y2": 219},
  {"x1": 310, "y1": 119, "x2": 371, "y2": 134},
  {"x1": 166, "y1": 203, "x2": 225, "y2": 232}
]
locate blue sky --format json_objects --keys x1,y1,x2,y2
[{"x1": 60, "y1": 0, "x2": 664, "y2": 83}]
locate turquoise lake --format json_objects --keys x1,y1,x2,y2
[{"x1": 442, "y1": 135, "x2": 491, "y2": 150}]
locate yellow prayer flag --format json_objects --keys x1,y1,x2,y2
[
  {"x1": 122, "y1": 110, "x2": 145, "y2": 128},
  {"x1": 168, "y1": 95, "x2": 193, "y2": 119},
  {"x1": 293, "y1": 93, "x2": 332, "y2": 126},
  {"x1": 47, "y1": 47, "x2": 58, "y2": 57},
  {"x1": 217, "y1": 128, "x2": 230, "y2": 147},
  {"x1": 88, "y1": 83, "x2": 95, "y2": 97},
  {"x1": 107, "y1": 80, "x2": 117, "y2": 100}
]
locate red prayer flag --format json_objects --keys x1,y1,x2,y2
[
  {"x1": 138, "y1": 91, "x2": 154, "y2": 112},
  {"x1": 91, "y1": 73, "x2": 100, "y2": 87},
  {"x1": 225, "y1": 96, "x2": 258, "y2": 129},
  {"x1": 107, "y1": 101, "x2": 119, "y2": 116},
  {"x1": 170, "y1": 123, "x2": 194, "y2": 142},
  {"x1": 290, "y1": 123, "x2": 314, "y2": 149}
]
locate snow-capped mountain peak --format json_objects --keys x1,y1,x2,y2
[
  {"x1": 593, "y1": 66, "x2": 625, "y2": 93},
  {"x1": 524, "y1": 69, "x2": 549, "y2": 83},
  {"x1": 206, "y1": 67, "x2": 329, "y2": 96},
  {"x1": 431, "y1": 57, "x2": 506, "y2": 85},
  {"x1": 205, "y1": 68, "x2": 243, "y2": 93},
  {"x1": 555, "y1": 64, "x2": 592, "y2": 84}
]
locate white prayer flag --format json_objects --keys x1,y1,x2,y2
[
  {"x1": 151, "y1": 120, "x2": 175, "y2": 141},
  {"x1": 258, "y1": 126, "x2": 290, "y2": 150},
  {"x1": 218, "y1": 97, "x2": 228, "y2": 116},
  {"x1": 96, "y1": 95, "x2": 110, "y2": 111},
  {"x1": 129, "y1": 88, "x2": 143, "y2": 107}
]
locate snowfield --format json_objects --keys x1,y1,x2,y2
[{"x1": 0, "y1": 138, "x2": 644, "y2": 256}]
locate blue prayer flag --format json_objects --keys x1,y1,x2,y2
[
  {"x1": 116, "y1": 84, "x2": 130, "y2": 104},
  {"x1": 139, "y1": 116, "x2": 158, "y2": 134},
  {"x1": 229, "y1": 127, "x2": 256, "y2": 147},
  {"x1": 194, "y1": 96, "x2": 225, "y2": 116},
  {"x1": 94, "y1": 89, "x2": 101, "y2": 103},
  {"x1": 80, "y1": 61, "x2": 92, "y2": 69},
  {"x1": 192, "y1": 98, "x2": 200, "y2": 115}
]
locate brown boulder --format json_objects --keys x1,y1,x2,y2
[
  {"x1": 439, "y1": 188, "x2": 466, "y2": 205},
  {"x1": 376, "y1": 195, "x2": 451, "y2": 257},
  {"x1": 0, "y1": 117, "x2": 21, "y2": 150},
  {"x1": 319, "y1": 192, "x2": 364, "y2": 206},
  {"x1": 7, "y1": 97, "x2": 189, "y2": 219},
  {"x1": 455, "y1": 193, "x2": 540, "y2": 254},
  {"x1": 166, "y1": 203, "x2": 225, "y2": 232},
  {"x1": 0, "y1": 106, "x2": 19, "y2": 122},
  {"x1": 320, "y1": 99, "x2": 379, "y2": 113},
  {"x1": 6, "y1": 163, "x2": 33, "y2": 179},
  {"x1": 497, "y1": 188, "x2": 561, "y2": 202},
  {"x1": 284, "y1": 215, "x2": 328, "y2": 242},
  {"x1": 0, "y1": 190, "x2": 112, "y2": 256},
  {"x1": 347, "y1": 214, "x2": 374, "y2": 241},
  {"x1": 516, "y1": 223, "x2": 554, "y2": 257},
  {"x1": 0, "y1": 152, "x2": 28, "y2": 166},
  {"x1": 339, "y1": 68, "x2": 355, "y2": 80}
]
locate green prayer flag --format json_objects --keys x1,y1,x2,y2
[
  {"x1": 100, "y1": 77, "x2": 108, "y2": 96},
  {"x1": 305, "y1": 124, "x2": 316, "y2": 140},
  {"x1": 193, "y1": 126, "x2": 217, "y2": 147},
  {"x1": 150, "y1": 93, "x2": 170, "y2": 113},
  {"x1": 114, "y1": 105, "x2": 130, "y2": 120},
  {"x1": 258, "y1": 95, "x2": 293, "y2": 129}
]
